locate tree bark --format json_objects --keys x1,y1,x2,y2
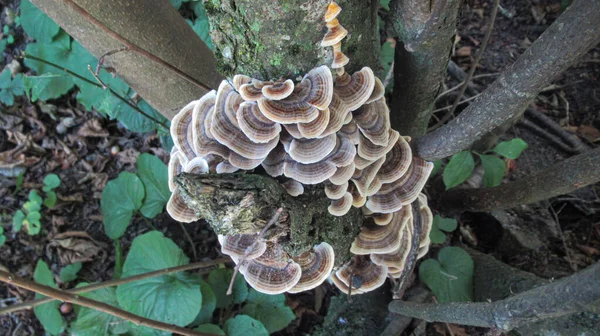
[
  {"x1": 205, "y1": 0, "x2": 380, "y2": 80},
  {"x1": 414, "y1": 0, "x2": 600, "y2": 160},
  {"x1": 387, "y1": 0, "x2": 460, "y2": 138},
  {"x1": 32, "y1": 0, "x2": 223, "y2": 120},
  {"x1": 438, "y1": 146, "x2": 600, "y2": 213}
]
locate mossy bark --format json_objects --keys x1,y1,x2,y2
[
  {"x1": 177, "y1": 173, "x2": 362, "y2": 263},
  {"x1": 204, "y1": 0, "x2": 380, "y2": 80}
]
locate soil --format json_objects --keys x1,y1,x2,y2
[{"x1": 0, "y1": 0, "x2": 599, "y2": 335}]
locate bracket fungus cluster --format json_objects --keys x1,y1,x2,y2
[{"x1": 166, "y1": 2, "x2": 434, "y2": 295}]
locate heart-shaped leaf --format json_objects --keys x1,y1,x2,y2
[
  {"x1": 207, "y1": 268, "x2": 248, "y2": 309},
  {"x1": 225, "y1": 315, "x2": 269, "y2": 336},
  {"x1": 101, "y1": 172, "x2": 145, "y2": 240},
  {"x1": 137, "y1": 154, "x2": 170, "y2": 219},
  {"x1": 429, "y1": 215, "x2": 458, "y2": 244},
  {"x1": 479, "y1": 154, "x2": 505, "y2": 187},
  {"x1": 419, "y1": 247, "x2": 474, "y2": 303},
  {"x1": 33, "y1": 260, "x2": 65, "y2": 335},
  {"x1": 242, "y1": 289, "x2": 296, "y2": 333},
  {"x1": 493, "y1": 138, "x2": 528, "y2": 159},
  {"x1": 443, "y1": 151, "x2": 474, "y2": 190}
]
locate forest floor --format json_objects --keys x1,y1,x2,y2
[{"x1": 0, "y1": 0, "x2": 599, "y2": 335}]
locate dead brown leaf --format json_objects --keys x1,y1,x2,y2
[
  {"x1": 49, "y1": 231, "x2": 106, "y2": 265},
  {"x1": 573, "y1": 125, "x2": 600, "y2": 143},
  {"x1": 577, "y1": 245, "x2": 600, "y2": 257},
  {"x1": 78, "y1": 119, "x2": 109, "y2": 137},
  {"x1": 117, "y1": 147, "x2": 140, "y2": 165},
  {"x1": 456, "y1": 46, "x2": 471, "y2": 57},
  {"x1": 58, "y1": 193, "x2": 84, "y2": 203}
]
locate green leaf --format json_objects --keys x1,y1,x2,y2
[
  {"x1": 59, "y1": 262, "x2": 82, "y2": 283},
  {"x1": 0, "y1": 70, "x2": 25, "y2": 105},
  {"x1": 101, "y1": 172, "x2": 145, "y2": 240},
  {"x1": 170, "y1": 0, "x2": 183, "y2": 9},
  {"x1": 71, "y1": 285, "x2": 130, "y2": 336},
  {"x1": 195, "y1": 324, "x2": 225, "y2": 335},
  {"x1": 225, "y1": 315, "x2": 269, "y2": 336},
  {"x1": 207, "y1": 268, "x2": 248, "y2": 308},
  {"x1": 492, "y1": 138, "x2": 528, "y2": 159},
  {"x1": 479, "y1": 154, "x2": 506, "y2": 188},
  {"x1": 443, "y1": 151, "x2": 475, "y2": 190},
  {"x1": 43, "y1": 191, "x2": 57, "y2": 208},
  {"x1": 33, "y1": 260, "x2": 65, "y2": 335},
  {"x1": 20, "y1": 0, "x2": 61, "y2": 43},
  {"x1": 97, "y1": 92, "x2": 166, "y2": 133},
  {"x1": 187, "y1": 14, "x2": 214, "y2": 50},
  {"x1": 24, "y1": 73, "x2": 66, "y2": 102},
  {"x1": 43, "y1": 173, "x2": 61, "y2": 191},
  {"x1": 0, "y1": 235, "x2": 5, "y2": 247},
  {"x1": 25, "y1": 211, "x2": 41, "y2": 235},
  {"x1": 116, "y1": 231, "x2": 202, "y2": 327},
  {"x1": 419, "y1": 247, "x2": 474, "y2": 303},
  {"x1": 431, "y1": 159, "x2": 442, "y2": 176},
  {"x1": 380, "y1": 0, "x2": 391, "y2": 10},
  {"x1": 193, "y1": 280, "x2": 217, "y2": 325},
  {"x1": 242, "y1": 289, "x2": 296, "y2": 333},
  {"x1": 380, "y1": 41, "x2": 394, "y2": 91},
  {"x1": 137, "y1": 154, "x2": 170, "y2": 219},
  {"x1": 13, "y1": 209, "x2": 25, "y2": 231},
  {"x1": 429, "y1": 215, "x2": 458, "y2": 244},
  {"x1": 29, "y1": 189, "x2": 43, "y2": 205}
]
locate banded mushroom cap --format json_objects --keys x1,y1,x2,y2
[
  {"x1": 211, "y1": 81, "x2": 280, "y2": 160},
  {"x1": 166, "y1": 192, "x2": 198, "y2": 223},
  {"x1": 351, "y1": 156, "x2": 385, "y2": 196},
  {"x1": 333, "y1": 255, "x2": 388, "y2": 294},
  {"x1": 328, "y1": 133, "x2": 357, "y2": 167},
  {"x1": 288, "y1": 134, "x2": 337, "y2": 164},
  {"x1": 357, "y1": 129, "x2": 400, "y2": 161},
  {"x1": 328, "y1": 191, "x2": 353, "y2": 216},
  {"x1": 168, "y1": 149, "x2": 183, "y2": 192},
  {"x1": 216, "y1": 160, "x2": 239, "y2": 173},
  {"x1": 329, "y1": 162, "x2": 355, "y2": 185},
  {"x1": 228, "y1": 152, "x2": 263, "y2": 170},
  {"x1": 366, "y1": 157, "x2": 434, "y2": 213},
  {"x1": 239, "y1": 242, "x2": 302, "y2": 294},
  {"x1": 348, "y1": 183, "x2": 367, "y2": 208},
  {"x1": 282, "y1": 179, "x2": 304, "y2": 197},
  {"x1": 318, "y1": 93, "x2": 349, "y2": 138},
  {"x1": 353, "y1": 97, "x2": 391, "y2": 146},
  {"x1": 191, "y1": 90, "x2": 231, "y2": 159},
  {"x1": 324, "y1": 181, "x2": 348, "y2": 200},
  {"x1": 370, "y1": 213, "x2": 414, "y2": 270},
  {"x1": 262, "y1": 80, "x2": 295, "y2": 100},
  {"x1": 236, "y1": 102, "x2": 281, "y2": 144},
  {"x1": 372, "y1": 212, "x2": 393, "y2": 226},
  {"x1": 376, "y1": 136, "x2": 412, "y2": 184},
  {"x1": 365, "y1": 77, "x2": 385, "y2": 105},
  {"x1": 184, "y1": 157, "x2": 209, "y2": 174},
  {"x1": 298, "y1": 108, "x2": 330, "y2": 138},
  {"x1": 321, "y1": 18, "x2": 348, "y2": 47},
  {"x1": 258, "y1": 66, "x2": 333, "y2": 124},
  {"x1": 350, "y1": 208, "x2": 410, "y2": 255},
  {"x1": 288, "y1": 242, "x2": 335, "y2": 293},
  {"x1": 219, "y1": 234, "x2": 268, "y2": 260},
  {"x1": 417, "y1": 194, "x2": 433, "y2": 249},
  {"x1": 331, "y1": 42, "x2": 349, "y2": 69},
  {"x1": 339, "y1": 119, "x2": 361, "y2": 145},
  {"x1": 284, "y1": 158, "x2": 337, "y2": 185},
  {"x1": 170, "y1": 100, "x2": 198, "y2": 164},
  {"x1": 239, "y1": 80, "x2": 271, "y2": 101},
  {"x1": 330, "y1": 272, "x2": 364, "y2": 295},
  {"x1": 233, "y1": 74, "x2": 252, "y2": 90},
  {"x1": 324, "y1": 1, "x2": 342, "y2": 22},
  {"x1": 334, "y1": 67, "x2": 376, "y2": 112},
  {"x1": 261, "y1": 143, "x2": 286, "y2": 177}
]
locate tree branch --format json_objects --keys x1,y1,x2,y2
[
  {"x1": 389, "y1": 260, "x2": 600, "y2": 331},
  {"x1": 0, "y1": 257, "x2": 230, "y2": 316},
  {"x1": 438, "y1": 146, "x2": 600, "y2": 213},
  {"x1": 0, "y1": 271, "x2": 218, "y2": 336},
  {"x1": 415, "y1": 0, "x2": 600, "y2": 160}
]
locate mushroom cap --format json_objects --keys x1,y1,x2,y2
[
  {"x1": 191, "y1": 91, "x2": 231, "y2": 159},
  {"x1": 372, "y1": 212, "x2": 393, "y2": 226},
  {"x1": 334, "y1": 255, "x2": 388, "y2": 294},
  {"x1": 330, "y1": 272, "x2": 365, "y2": 295},
  {"x1": 236, "y1": 102, "x2": 282, "y2": 144},
  {"x1": 239, "y1": 81, "x2": 268, "y2": 101},
  {"x1": 332, "y1": 42, "x2": 350, "y2": 69},
  {"x1": 365, "y1": 77, "x2": 385, "y2": 105},
  {"x1": 357, "y1": 130, "x2": 400, "y2": 161},
  {"x1": 351, "y1": 156, "x2": 385, "y2": 196},
  {"x1": 219, "y1": 234, "x2": 268, "y2": 260},
  {"x1": 325, "y1": 181, "x2": 348, "y2": 200},
  {"x1": 171, "y1": 100, "x2": 198, "y2": 164},
  {"x1": 329, "y1": 162, "x2": 355, "y2": 185},
  {"x1": 261, "y1": 143, "x2": 286, "y2": 177},
  {"x1": 184, "y1": 157, "x2": 209, "y2": 174},
  {"x1": 166, "y1": 191, "x2": 198, "y2": 223},
  {"x1": 288, "y1": 134, "x2": 337, "y2": 164},
  {"x1": 168, "y1": 150, "x2": 183, "y2": 192},
  {"x1": 334, "y1": 67, "x2": 376, "y2": 112},
  {"x1": 366, "y1": 157, "x2": 434, "y2": 213},
  {"x1": 216, "y1": 160, "x2": 240, "y2": 173},
  {"x1": 328, "y1": 134, "x2": 357, "y2": 167},
  {"x1": 324, "y1": 2, "x2": 342, "y2": 22},
  {"x1": 321, "y1": 18, "x2": 348, "y2": 47},
  {"x1": 370, "y1": 212, "x2": 414, "y2": 269},
  {"x1": 350, "y1": 209, "x2": 410, "y2": 255},
  {"x1": 377, "y1": 136, "x2": 412, "y2": 184},
  {"x1": 298, "y1": 108, "x2": 330, "y2": 138},
  {"x1": 233, "y1": 74, "x2": 252, "y2": 90},
  {"x1": 282, "y1": 179, "x2": 304, "y2": 197},
  {"x1": 262, "y1": 79, "x2": 295, "y2": 100},
  {"x1": 239, "y1": 242, "x2": 302, "y2": 294},
  {"x1": 288, "y1": 242, "x2": 335, "y2": 293},
  {"x1": 353, "y1": 97, "x2": 391, "y2": 146},
  {"x1": 328, "y1": 191, "x2": 353, "y2": 216},
  {"x1": 318, "y1": 93, "x2": 349, "y2": 138},
  {"x1": 348, "y1": 183, "x2": 367, "y2": 208},
  {"x1": 228, "y1": 151, "x2": 264, "y2": 170},
  {"x1": 284, "y1": 158, "x2": 337, "y2": 185},
  {"x1": 339, "y1": 119, "x2": 361, "y2": 145},
  {"x1": 417, "y1": 194, "x2": 433, "y2": 249}
]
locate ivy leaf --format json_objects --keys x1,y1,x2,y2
[
  {"x1": 207, "y1": 268, "x2": 248, "y2": 308},
  {"x1": 59, "y1": 262, "x2": 82, "y2": 283},
  {"x1": 20, "y1": 0, "x2": 61, "y2": 43},
  {"x1": 492, "y1": 138, "x2": 528, "y2": 159},
  {"x1": 101, "y1": 172, "x2": 145, "y2": 240},
  {"x1": 193, "y1": 280, "x2": 217, "y2": 325},
  {"x1": 71, "y1": 285, "x2": 130, "y2": 336},
  {"x1": 33, "y1": 260, "x2": 65, "y2": 335},
  {"x1": 43, "y1": 191, "x2": 57, "y2": 208},
  {"x1": 13, "y1": 209, "x2": 25, "y2": 232},
  {"x1": 0, "y1": 69, "x2": 24, "y2": 105},
  {"x1": 23, "y1": 73, "x2": 67, "y2": 102},
  {"x1": 443, "y1": 151, "x2": 475, "y2": 190},
  {"x1": 195, "y1": 324, "x2": 225, "y2": 335},
  {"x1": 242, "y1": 289, "x2": 296, "y2": 333},
  {"x1": 479, "y1": 154, "x2": 506, "y2": 188},
  {"x1": 43, "y1": 174, "x2": 61, "y2": 191},
  {"x1": 116, "y1": 231, "x2": 202, "y2": 327},
  {"x1": 419, "y1": 246, "x2": 474, "y2": 303},
  {"x1": 137, "y1": 154, "x2": 170, "y2": 219},
  {"x1": 429, "y1": 215, "x2": 458, "y2": 244},
  {"x1": 224, "y1": 315, "x2": 269, "y2": 336}
]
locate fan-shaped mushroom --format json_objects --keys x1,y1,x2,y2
[
  {"x1": 376, "y1": 137, "x2": 412, "y2": 184},
  {"x1": 184, "y1": 157, "x2": 209, "y2": 174},
  {"x1": 191, "y1": 91, "x2": 231, "y2": 159},
  {"x1": 334, "y1": 67, "x2": 376, "y2": 112},
  {"x1": 333, "y1": 255, "x2": 388, "y2": 294},
  {"x1": 350, "y1": 208, "x2": 411, "y2": 255},
  {"x1": 219, "y1": 234, "x2": 268, "y2": 260},
  {"x1": 282, "y1": 179, "x2": 304, "y2": 197},
  {"x1": 288, "y1": 134, "x2": 337, "y2": 164},
  {"x1": 324, "y1": 2, "x2": 342, "y2": 22},
  {"x1": 324, "y1": 181, "x2": 348, "y2": 200},
  {"x1": 332, "y1": 42, "x2": 349, "y2": 69},
  {"x1": 239, "y1": 242, "x2": 302, "y2": 294},
  {"x1": 171, "y1": 100, "x2": 198, "y2": 164},
  {"x1": 328, "y1": 191, "x2": 353, "y2": 216},
  {"x1": 168, "y1": 149, "x2": 183, "y2": 192},
  {"x1": 370, "y1": 214, "x2": 414, "y2": 270},
  {"x1": 329, "y1": 162, "x2": 355, "y2": 185},
  {"x1": 288, "y1": 242, "x2": 335, "y2": 293},
  {"x1": 357, "y1": 130, "x2": 400, "y2": 161},
  {"x1": 353, "y1": 97, "x2": 391, "y2": 146},
  {"x1": 298, "y1": 108, "x2": 330, "y2": 138},
  {"x1": 166, "y1": 192, "x2": 198, "y2": 223},
  {"x1": 216, "y1": 160, "x2": 239, "y2": 173},
  {"x1": 321, "y1": 18, "x2": 348, "y2": 47},
  {"x1": 236, "y1": 102, "x2": 281, "y2": 144},
  {"x1": 261, "y1": 143, "x2": 286, "y2": 177},
  {"x1": 262, "y1": 79, "x2": 295, "y2": 100}
]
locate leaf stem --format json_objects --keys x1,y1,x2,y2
[{"x1": 113, "y1": 239, "x2": 123, "y2": 279}]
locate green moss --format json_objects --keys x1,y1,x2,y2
[
  {"x1": 270, "y1": 53, "x2": 283, "y2": 66},
  {"x1": 250, "y1": 21, "x2": 261, "y2": 32}
]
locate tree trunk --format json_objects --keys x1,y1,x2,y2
[
  {"x1": 32, "y1": 0, "x2": 223, "y2": 120},
  {"x1": 205, "y1": 0, "x2": 380, "y2": 80}
]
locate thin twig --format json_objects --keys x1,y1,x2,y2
[
  {"x1": 0, "y1": 258, "x2": 230, "y2": 316},
  {"x1": 0, "y1": 271, "x2": 216, "y2": 336},
  {"x1": 21, "y1": 53, "x2": 170, "y2": 130},
  {"x1": 226, "y1": 208, "x2": 283, "y2": 295},
  {"x1": 179, "y1": 222, "x2": 198, "y2": 261},
  {"x1": 87, "y1": 64, "x2": 108, "y2": 89},
  {"x1": 435, "y1": 73, "x2": 499, "y2": 101},
  {"x1": 95, "y1": 47, "x2": 129, "y2": 77},
  {"x1": 435, "y1": 0, "x2": 500, "y2": 128},
  {"x1": 62, "y1": 0, "x2": 213, "y2": 91},
  {"x1": 431, "y1": 93, "x2": 482, "y2": 114}
]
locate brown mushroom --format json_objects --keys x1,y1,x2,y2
[
  {"x1": 168, "y1": 149, "x2": 184, "y2": 192},
  {"x1": 298, "y1": 108, "x2": 330, "y2": 138},
  {"x1": 321, "y1": 18, "x2": 348, "y2": 47},
  {"x1": 351, "y1": 157, "x2": 385, "y2": 196},
  {"x1": 329, "y1": 162, "x2": 356, "y2": 185},
  {"x1": 166, "y1": 191, "x2": 199, "y2": 223},
  {"x1": 262, "y1": 79, "x2": 295, "y2": 100},
  {"x1": 324, "y1": 2, "x2": 342, "y2": 22},
  {"x1": 334, "y1": 255, "x2": 388, "y2": 294},
  {"x1": 365, "y1": 77, "x2": 385, "y2": 105},
  {"x1": 261, "y1": 143, "x2": 286, "y2": 177},
  {"x1": 219, "y1": 234, "x2": 268, "y2": 260},
  {"x1": 233, "y1": 74, "x2": 252, "y2": 90},
  {"x1": 328, "y1": 191, "x2": 353, "y2": 216},
  {"x1": 288, "y1": 134, "x2": 337, "y2": 164},
  {"x1": 191, "y1": 90, "x2": 231, "y2": 159},
  {"x1": 236, "y1": 102, "x2": 281, "y2": 144},
  {"x1": 288, "y1": 242, "x2": 335, "y2": 293},
  {"x1": 284, "y1": 158, "x2": 337, "y2": 185},
  {"x1": 376, "y1": 136, "x2": 412, "y2": 184},
  {"x1": 370, "y1": 213, "x2": 414, "y2": 270},
  {"x1": 417, "y1": 194, "x2": 433, "y2": 249},
  {"x1": 184, "y1": 157, "x2": 209, "y2": 174},
  {"x1": 282, "y1": 179, "x2": 304, "y2": 197},
  {"x1": 239, "y1": 242, "x2": 302, "y2": 294},
  {"x1": 350, "y1": 209, "x2": 410, "y2": 255},
  {"x1": 318, "y1": 93, "x2": 349, "y2": 138},
  {"x1": 357, "y1": 130, "x2": 400, "y2": 161},
  {"x1": 353, "y1": 97, "x2": 390, "y2": 146},
  {"x1": 170, "y1": 100, "x2": 198, "y2": 164},
  {"x1": 228, "y1": 151, "x2": 263, "y2": 170},
  {"x1": 325, "y1": 181, "x2": 348, "y2": 200},
  {"x1": 339, "y1": 119, "x2": 361, "y2": 145},
  {"x1": 334, "y1": 67, "x2": 376, "y2": 112},
  {"x1": 332, "y1": 42, "x2": 349, "y2": 69},
  {"x1": 216, "y1": 160, "x2": 239, "y2": 174}
]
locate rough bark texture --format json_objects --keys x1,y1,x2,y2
[
  {"x1": 176, "y1": 173, "x2": 362, "y2": 263},
  {"x1": 32, "y1": 0, "x2": 223, "y2": 120},
  {"x1": 415, "y1": 0, "x2": 600, "y2": 160},
  {"x1": 388, "y1": 0, "x2": 460, "y2": 137},
  {"x1": 389, "y1": 251, "x2": 600, "y2": 331},
  {"x1": 438, "y1": 146, "x2": 600, "y2": 213},
  {"x1": 204, "y1": 0, "x2": 380, "y2": 80}
]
